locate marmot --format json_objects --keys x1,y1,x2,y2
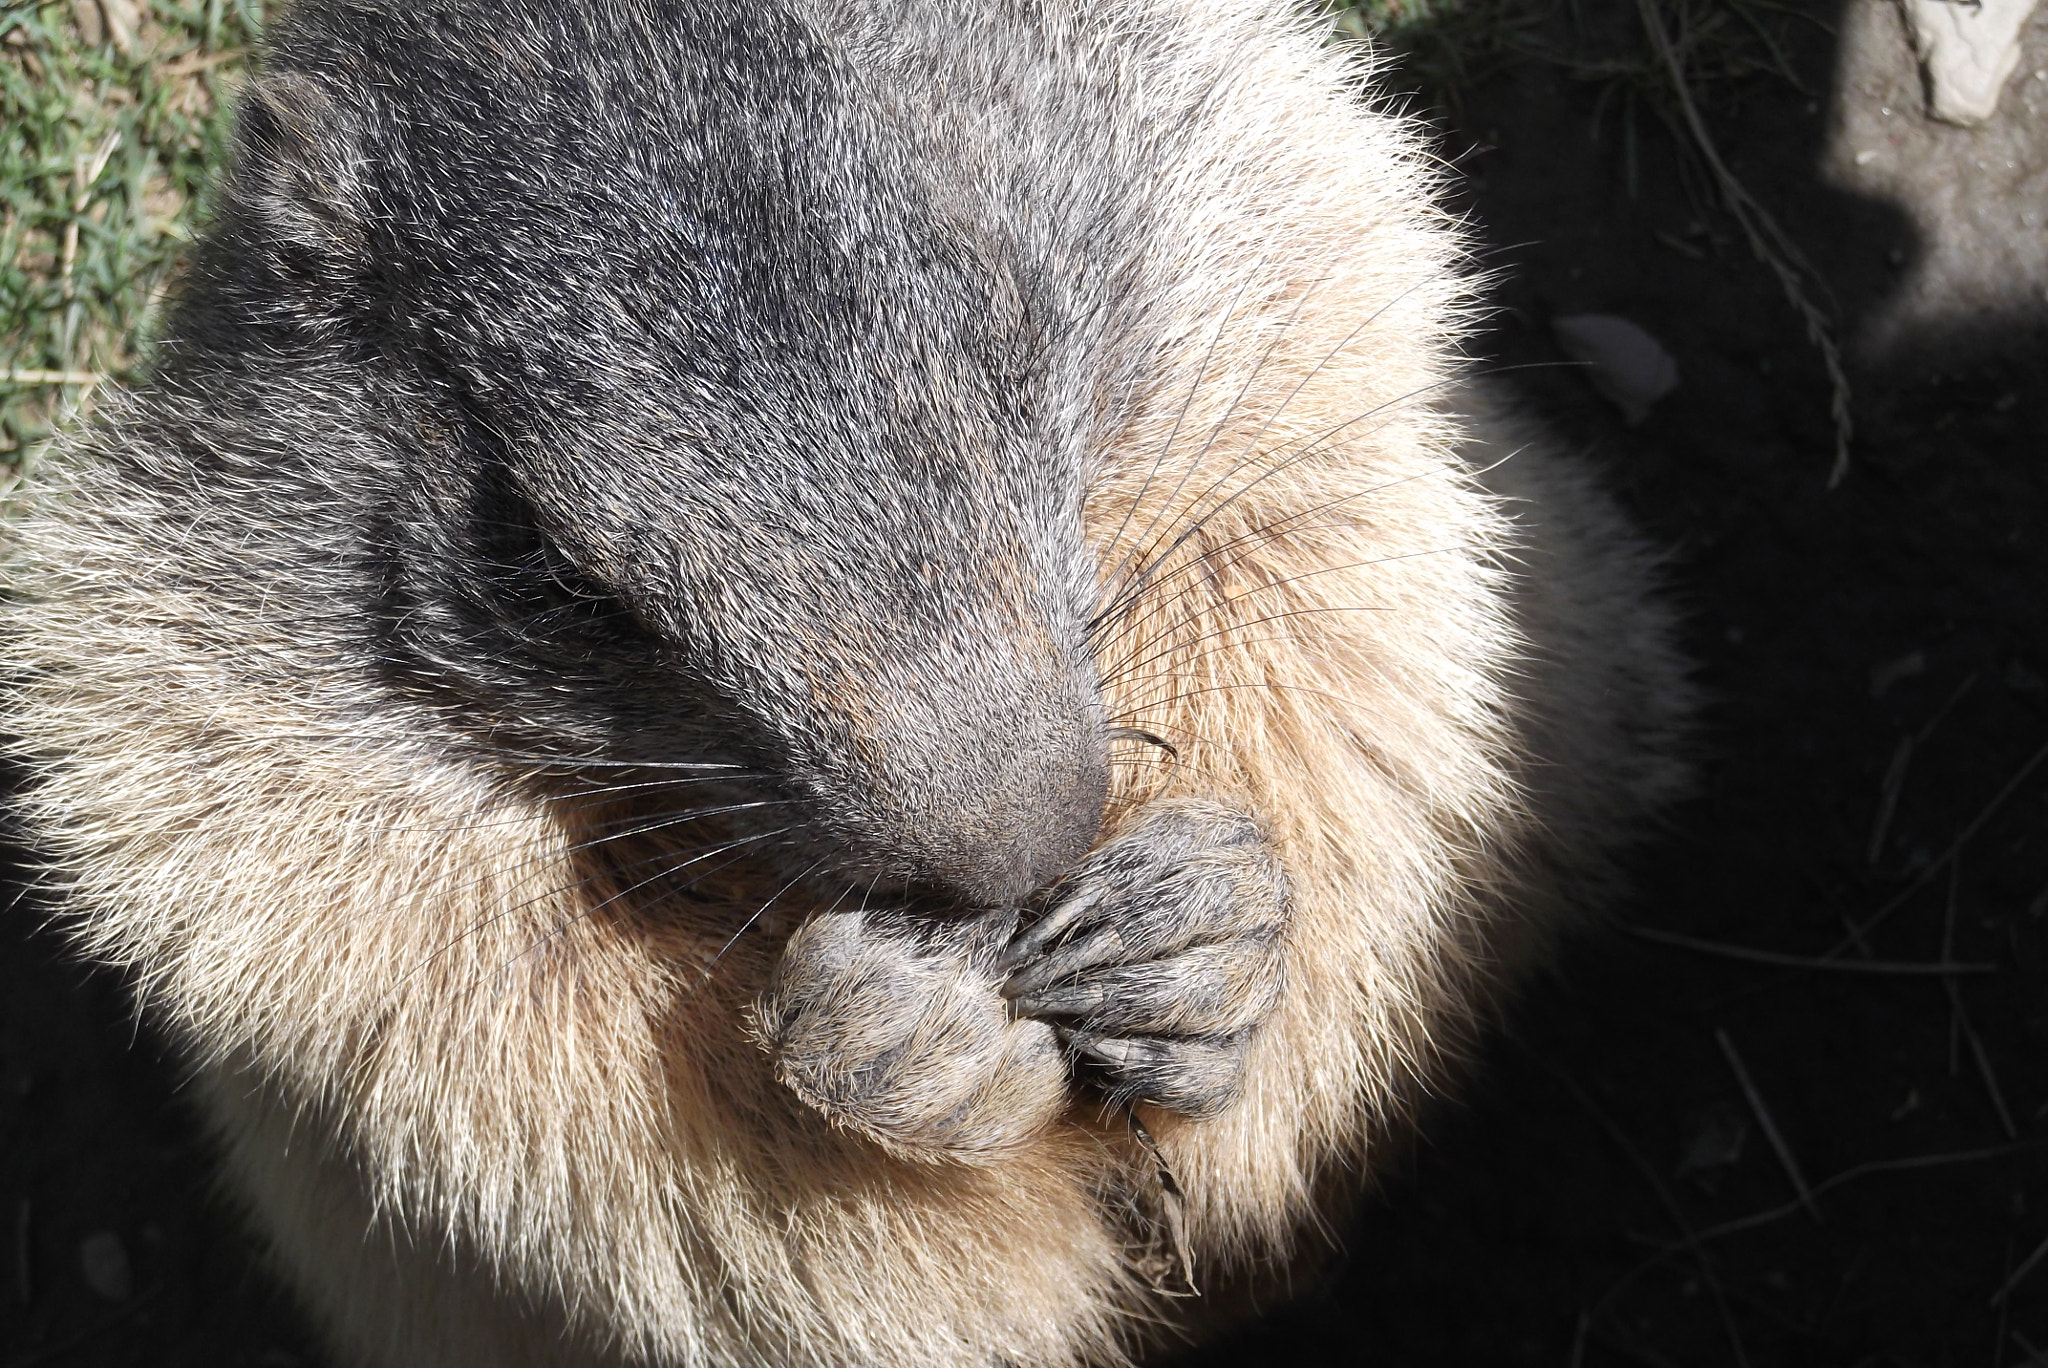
[{"x1": 1, "y1": 0, "x2": 1691, "y2": 1363}]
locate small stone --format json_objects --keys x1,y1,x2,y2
[
  {"x1": 1675, "y1": 1101, "x2": 1748, "y2": 1182},
  {"x1": 78, "y1": 1231, "x2": 132, "y2": 1302},
  {"x1": 1903, "y1": 0, "x2": 2040, "y2": 125},
  {"x1": 99, "y1": 0, "x2": 142, "y2": 57},
  {"x1": 1869, "y1": 649, "x2": 1926, "y2": 698},
  {"x1": 69, "y1": 0, "x2": 106, "y2": 47},
  {"x1": 1551, "y1": 314, "x2": 1680, "y2": 425}
]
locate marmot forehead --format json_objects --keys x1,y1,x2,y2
[{"x1": 224, "y1": 0, "x2": 1156, "y2": 496}]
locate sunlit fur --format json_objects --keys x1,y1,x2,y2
[{"x1": 0, "y1": 0, "x2": 1689, "y2": 1363}]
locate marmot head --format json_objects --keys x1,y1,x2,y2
[{"x1": 166, "y1": 2, "x2": 1122, "y2": 910}]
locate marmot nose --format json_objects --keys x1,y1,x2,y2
[
  {"x1": 809, "y1": 681, "x2": 1111, "y2": 910},
  {"x1": 918, "y1": 739, "x2": 1109, "y2": 907}
]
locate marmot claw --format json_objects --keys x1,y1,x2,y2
[{"x1": 1001, "y1": 798, "x2": 1291, "y2": 1119}]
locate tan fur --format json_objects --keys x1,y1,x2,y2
[{"x1": 0, "y1": 2, "x2": 1689, "y2": 1363}]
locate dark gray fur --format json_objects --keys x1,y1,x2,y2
[
  {"x1": 119, "y1": 0, "x2": 1282, "y2": 1122},
  {"x1": 159, "y1": 0, "x2": 1152, "y2": 900}
]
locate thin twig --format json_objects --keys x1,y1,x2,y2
[
  {"x1": 1635, "y1": 0, "x2": 1852, "y2": 485},
  {"x1": 1834, "y1": 740, "x2": 2048, "y2": 955},
  {"x1": 1716, "y1": 1028, "x2": 1819, "y2": 1221},
  {"x1": 1916, "y1": 671, "x2": 1982, "y2": 748},
  {"x1": 1669, "y1": 1142, "x2": 2045, "y2": 1248},
  {"x1": 1993, "y1": 1231, "x2": 2048, "y2": 1309},
  {"x1": 1866, "y1": 733, "x2": 1912, "y2": 865},
  {"x1": 1948, "y1": 975, "x2": 2019, "y2": 1137},
  {"x1": 1631, "y1": 926, "x2": 1994, "y2": 974},
  {"x1": 1530, "y1": 1048, "x2": 1752, "y2": 1368},
  {"x1": 1934, "y1": 857, "x2": 2015, "y2": 1139}
]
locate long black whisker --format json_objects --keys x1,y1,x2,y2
[
  {"x1": 1102, "y1": 545, "x2": 1467, "y2": 722},
  {"x1": 1091, "y1": 498, "x2": 1417, "y2": 681},
  {"x1": 1093, "y1": 376, "x2": 1450, "y2": 640},
  {"x1": 1099, "y1": 605, "x2": 1393, "y2": 689},
  {"x1": 1090, "y1": 361, "x2": 1559, "y2": 645},
  {"x1": 1098, "y1": 505, "x2": 1391, "y2": 649},
  {"x1": 362, "y1": 797, "x2": 802, "y2": 917},
  {"x1": 329, "y1": 774, "x2": 768, "y2": 838},
  {"x1": 684, "y1": 857, "x2": 831, "y2": 1000},
  {"x1": 238, "y1": 731, "x2": 756, "y2": 776},
  {"x1": 438, "y1": 741, "x2": 750, "y2": 773},
  {"x1": 1115, "y1": 679, "x2": 1380, "y2": 718},
  {"x1": 1099, "y1": 265, "x2": 1336, "y2": 609},
  {"x1": 1090, "y1": 265, "x2": 1450, "y2": 632},
  {"x1": 470, "y1": 830, "x2": 810, "y2": 998},
  {"x1": 1091, "y1": 446, "x2": 1467, "y2": 675},
  {"x1": 402, "y1": 825, "x2": 796, "y2": 991},
  {"x1": 481, "y1": 837, "x2": 805, "y2": 1003},
  {"x1": 1095, "y1": 259, "x2": 1274, "y2": 601},
  {"x1": 1097, "y1": 311, "x2": 1376, "y2": 629}
]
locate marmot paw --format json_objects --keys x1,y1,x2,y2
[
  {"x1": 755, "y1": 907, "x2": 1067, "y2": 1164},
  {"x1": 999, "y1": 798, "x2": 1291, "y2": 1119}
]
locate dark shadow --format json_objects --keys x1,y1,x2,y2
[
  {"x1": 1192, "y1": 0, "x2": 2048, "y2": 1363},
  {"x1": 0, "y1": 823, "x2": 319, "y2": 1367}
]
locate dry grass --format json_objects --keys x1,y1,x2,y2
[
  {"x1": 1331, "y1": 0, "x2": 1825, "y2": 101},
  {"x1": 0, "y1": 0, "x2": 262, "y2": 496}
]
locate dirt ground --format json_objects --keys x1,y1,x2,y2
[{"x1": 4, "y1": 1, "x2": 2046, "y2": 1364}]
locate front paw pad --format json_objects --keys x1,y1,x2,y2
[
  {"x1": 757, "y1": 909, "x2": 1067, "y2": 1164},
  {"x1": 1000, "y1": 799, "x2": 1290, "y2": 1119}
]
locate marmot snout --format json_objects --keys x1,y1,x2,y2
[
  {"x1": 1, "y1": 1, "x2": 1692, "y2": 1365},
  {"x1": 783, "y1": 632, "x2": 1112, "y2": 907}
]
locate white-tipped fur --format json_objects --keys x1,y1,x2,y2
[{"x1": 0, "y1": 1, "x2": 1690, "y2": 1364}]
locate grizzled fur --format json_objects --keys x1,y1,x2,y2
[{"x1": 1, "y1": 0, "x2": 1692, "y2": 1365}]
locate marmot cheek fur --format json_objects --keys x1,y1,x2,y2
[{"x1": 1, "y1": 1, "x2": 1692, "y2": 1364}]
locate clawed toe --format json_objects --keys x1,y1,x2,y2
[
  {"x1": 998, "y1": 798, "x2": 1291, "y2": 1119},
  {"x1": 1064, "y1": 1028, "x2": 1253, "y2": 1119},
  {"x1": 994, "y1": 888, "x2": 1101, "y2": 973},
  {"x1": 1006, "y1": 943, "x2": 1281, "y2": 1037}
]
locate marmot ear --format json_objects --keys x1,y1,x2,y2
[{"x1": 232, "y1": 71, "x2": 370, "y2": 269}]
